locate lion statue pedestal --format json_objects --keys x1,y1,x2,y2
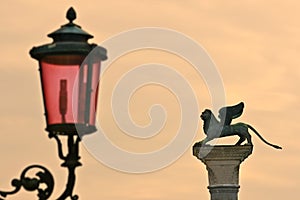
[{"x1": 193, "y1": 144, "x2": 253, "y2": 200}]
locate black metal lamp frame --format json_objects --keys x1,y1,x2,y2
[{"x1": 0, "y1": 7, "x2": 107, "y2": 200}]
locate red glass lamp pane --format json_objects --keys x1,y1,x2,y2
[
  {"x1": 39, "y1": 55, "x2": 101, "y2": 135},
  {"x1": 74, "y1": 61, "x2": 101, "y2": 126}
]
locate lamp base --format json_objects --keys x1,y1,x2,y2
[{"x1": 46, "y1": 123, "x2": 96, "y2": 136}]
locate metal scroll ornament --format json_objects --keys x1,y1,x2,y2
[{"x1": 0, "y1": 165, "x2": 54, "y2": 200}]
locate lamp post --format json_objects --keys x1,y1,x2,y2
[{"x1": 0, "y1": 7, "x2": 107, "y2": 200}]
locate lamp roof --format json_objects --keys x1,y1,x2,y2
[
  {"x1": 48, "y1": 7, "x2": 93, "y2": 42},
  {"x1": 29, "y1": 7, "x2": 107, "y2": 61}
]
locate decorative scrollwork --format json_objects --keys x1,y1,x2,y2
[
  {"x1": 0, "y1": 165, "x2": 54, "y2": 200},
  {"x1": 1, "y1": 134, "x2": 82, "y2": 200}
]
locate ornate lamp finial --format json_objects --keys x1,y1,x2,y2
[{"x1": 66, "y1": 7, "x2": 76, "y2": 23}]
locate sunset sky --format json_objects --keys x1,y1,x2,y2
[{"x1": 0, "y1": 1, "x2": 299, "y2": 199}]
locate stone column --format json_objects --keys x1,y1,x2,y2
[{"x1": 193, "y1": 145, "x2": 253, "y2": 200}]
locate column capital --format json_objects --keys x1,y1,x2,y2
[{"x1": 193, "y1": 145, "x2": 253, "y2": 163}]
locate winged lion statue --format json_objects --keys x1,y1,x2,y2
[{"x1": 197, "y1": 102, "x2": 282, "y2": 149}]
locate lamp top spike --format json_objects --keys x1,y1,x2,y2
[{"x1": 66, "y1": 7, "x2": 76, "y2": 23}]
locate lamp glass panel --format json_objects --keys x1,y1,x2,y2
[{"x1": 39, "y1": 55, "x2": 101, "y2": 128}]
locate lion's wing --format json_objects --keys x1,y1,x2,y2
[{"x1": 218, "y1": 102, "x2": 244, "y2": 125}]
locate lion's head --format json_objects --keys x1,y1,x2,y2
[{"x1": 200, "y1": 109, "x2": 212, "y2": 121}]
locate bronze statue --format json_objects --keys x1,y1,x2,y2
[{"x1": 197, "y1": 102, "x2": 282, "y2": 149}]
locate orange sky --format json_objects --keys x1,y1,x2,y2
[{"x1": 1, "y1": 0, "x2": 300, "y2": 199}]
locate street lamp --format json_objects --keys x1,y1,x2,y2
[{"x1": 0, "y1": 7, "x2": 107, "y2": 200}]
